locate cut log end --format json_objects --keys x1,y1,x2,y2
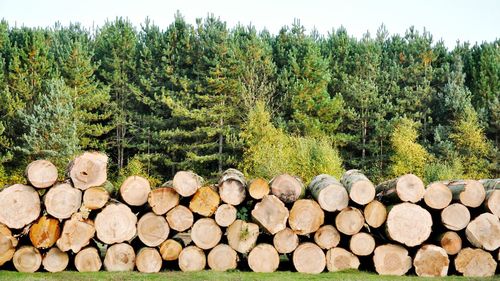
[
  {"x1": 137, "y1": 212, "x2": 169, "y2": 247},
  {"x1": 455, "y1": 248, "x2": 497, "y2": 277},
  {"x1": 29, "y1": 216, "x2": 60, "y2": 249},
  {"x1": 373, "y1": 244, "x2": 412, "y2": 276},
  {"x1": 314, "y1": 225, "x2": 340, "y2": 250},
  {"x1": 309, "y1": 174, "x2": 348, "y2": 211},
  {"x1": 448, "y1": 180, "x2": 486, "y2": 208},
  {"x1": 83, "y1": 186, "x2": 109, "y2": 210},
  {"x1": 341, "y1": 169, "x2": 376, "y2": 205},
  {"x1": 0, "y1": 184, "x2": 41, "y2": 229},
  {"x1": 465, "y1": 212, "x2": 500, "y2": 251},
  {"x1": 441, "y1": 203, "x2": 470, "y2": 231},
  {"x1": 424, "y1": 182, "x2": 452, "y2": 209},
  {"x1": 173, "y1": 171, "x2": 202, "y2": 197},
  {"x1": 136, "y1": 247, "x2": 162, "y2": 273},
  {"x1": 178, "y1": 246, "x2": 206, "y2": 272},
  {"x1": 25, "y1": 159, "x2": 58, "y2": 188},
  {"x1": 248, "y1": 243, "x2": 280, "y2": 273},
  {"x1": 439, "y1": 231, "x2": 462, "y2": 255},
  {"x1": 326, "y1": 247, "x2": 360, "y2": 272},
  {"x1": 349, "y1": 232, "x2": 375, "y2": 256},
  {"x1": 159, "y1": 239, "x2": 183, "y2": 261},
  {"x1": 335, "y1": 207, "x2": 364, "y2": 236},
  {"x1": 413, "y1": 245, "x2": 449, "y2": 277},
  {"x1": 69, "y1": 152, "x2": 108, "y2": 190},
  {"x1": 166, "y1": 205, "x2": 194, "y2": 232},
  {"x1": 74, "y1": 247, "x2": 102, "y2": 272},
  {"x1": 364, "y1": 200, "x2": 387, "y2": 228},
  {"x1": 208, "y1": 244, "x2": 238, "y2": 272},
  {"x1": 148, "y1": 187, "x2": 179, "y2": 215},
  {"x1": 248, "y1": 178, "x2": 270, "y2": 199},
  {"x1": 120, "y1": 176, "x2": 151, "y2": 206},
  {"x1": 45, "y1": 183, "x2": 82, "y2": 219},
  {"x1": 273, "y1": 227, "x2": 299, "y2": 254},
  {"x1": 0, "y1": 224, "x2": 18, "y2": 266},
  {"x1": 214, "y1": 204, "x2": 237, "y2": 227},
  {"x1": 42, "y1": 247, "x2": 69, "y2": 273},
  {"x1": 386, "y1": 203, "x2": 432, "y2": 247},
  {"x1": 191, "y1": 218, "x2": 222, "y2": 250},
  {"x1": 292, "y1": 243, "x2": 326, "y2": 274},
  {"x1": 56, "y1": 213, "x2": 95, "y2": 253},
  {"x1": 13, "y1": 246, "x2": 42, "y2": 273},
  {"x1": 95, "y1": 203, "x2": 137, "y2": 245},
  {"x1": 251, "y1": 195, "x2": 289, "y2": 235},
  {"x1": 227, "y1": 220, "x2": 259, "y2": 254},
  {"x1": 104, "y1": 243, "x2": 135, "y2": 272},
  {"x1": 486, "y1": 189, "x2": 500, "y2": 218},
  {"x1": 270, "y1": 174, "x2": 304, "y2": 204},
  {"x1": 219, "y1": 179, "x2": 246, "y2": 206},
  {"x1": 289, "y1": 199, "x2": 324, "y2": 235},
  {"x1": 189, "y1": 186, "x2": 220, "y2": 216}
]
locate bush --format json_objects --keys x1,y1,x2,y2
[{"x1": 423, "y1": 159, "x2": 464, "y2": 184}]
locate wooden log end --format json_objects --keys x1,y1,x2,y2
[
  {"x1": 326, "y1": 247, "x2": 360, "y2": 272},
  {"x1": 465, "y1": 213, "x2": 500, "y2": 251},
  {"x1": 208, "y1": 244, "x2": 238, "y2": 272},
  {"x1": 166, "y1": 205, "x2": 194, "y2": 232},
  {"x1": 292, "y1": 242, "x2": 326, "y2": 274},
  {"x1": 42, "y1": 247, "x2": 69, "y2": 273},
  {"x1": 248, "y1": 178, "x2": 270, "y2": 199},
  {"x1": 25, "y1": 159, "x2": 58, "y2": 188},
  {"x1": 386, "y1": 203, "x2": 432, "y2": 247},
  {"x1": 173, "y1": 171, "x2": 202, "y2": 197},
  {"x1": 314, "y1": 225, "x2": 340, "y2": 250},
  {"x1": 439, "y1": 231, "x2": 462, "y2": 255},
  {"x1": 441, "y1": 203, "x2": 470, "y2": 231},
  {"x1": 248, "y1": 243, "x2": 280, "y2": 273},
  {"x1": 349, "y1": 232, "x2": 375, "y2": 256},
  {"x1": 373, "y1": 244, "x2": 412, "y2": 276},
  {"x1": 424, "y1": 182, "x2": 452, "y2": 209},
  {"x1": 104, "y1": 243, "x2": 135, "y2": 272},
  {"x1": 273, "y1": 227, "x2": 299, "y2": 254},
  {"x1": 251, "y1": 194, "x2": 289, "y2": 235},
  {"x1": 364, "y1": 200, "x2": 387, "y2": 228},
  {"x1": 214, "y1": 204, "x2": 237, "y2": 227},
  {"x1": 289, "y1": 199, "x2": 324, "y2": 235},
  {"x1": 0, "y1": 184, "x2": 41, "y2": 229},
  {"x1": 455, "y1": 248, "x2": 497, "y2": 277},
  {"x1": 148, "y1": 187, "x2": 179, "y2": 215},
  {"x1": 335, "y1": 207, "x2": 364, "y2": 236},
  {"x1": 13, "y1": 246, "x2": 42, "y2": 273},
  {"x1": 74, "y1": 247, "x2": 102, "y2": 272},
  {"x1": 137, "y1": 212, "x2": 169, "y2": 247},
  {"x1": 120, "y1": 175, "x2": 151, "y2": 206},
  {"x1": 191, "y1": 218, "x2": 222, "y2": 250},
  {"x1": 178, "y1": 246, "x2": 206, "y2": 272},
  {"x1": 136, "y1": 247, "x2": 162, "y2": 273},
  {"x1": 413, "y1": 245, "x2": 449, "y2": 277},
  {"x1": 69, "y1": 151, "x2": 108, "y2": 190}
]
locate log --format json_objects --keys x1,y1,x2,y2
[
  {"x1": 29, "y1": 216, "x2": 61, "y2": 249},
  {"x1": 191, "y1": 218, "x2": 222, "y2": 250},
  {"x1": 248, "y1": 178, "x2": 270, "y2": 200},
  {"x1": 68, "y1": 151, "x2": 108, "y2": 190},
  {"x1": 273, "y1": 227, "x2": 299, "y2": 254},
  {"x1": 438, "y1": 231, "x2": 462, "y2": 255},
  {"x1": 74, "y1": 247, "x2": 102, "y2": 272},
  {"x1": 56, "y1": 213, "x2": 95, "y2": 253},
  {"x1": 148, "y1": 187, "x2": 179, "y2": 215},
  {"x1": 45, "y1": 182, "x2": 82, "y2": 219},
  {"x1": 42, "y1": 247, "x2": 69, "y2": 272},
  {"x1": 136, "y1": 247, "x2": 162, "y2": 273},
  {"x1": 349, "y1": 232, "x2": 375, "y2": 256},
  {"x1": 308, "y1": 174, "x2": 348, "y2": 212},
  {"x1": 289, "y1": 199, "x2": 324, "y2": 235},
  {"x1": 363, "y1": 200, "x2": 387, "y2": 228},
  {"x1": 219, "y1": 168, "x2": 247, "y2": 205},
  {"x1": 446, "y1": 180, "x2": 486, "y2": 208},
  {"x1": 166, "y1": 205, "x2": 194, "y2": 232},
  {"x1": 480, "y1": 178, "x2": 500, "y2": 190},
  {"x1": 376, "y1": 174, "x2": 425, "y2": 203},
  {"x1": 137, "y1": 212, "x2": 169, "y2": 247},
  {"x1": 13, "y1": 246, "x2": 42, "y2": 273},
  {"x1": 386, "y1": 202, "x2": 432, "y2": 247},
  {"x1": 314, "y1": 225, "x2": 340, "y2": 250},
  {"x1": 413, "y1": 245, "x2": 449, "y2": 277},
  {"x1": 120, "y1": 175, "x2": 151, "y2": 206},
  {"x1": 159, "y1": 239, "x2": 183, "y2": 261},
  {"x1": 373, "y1": 244, "x2": 412, "y2": 276},
  {"x1": 25, "y1": 159, "x2": 58, "y2": 188},
  {"x1": 227, "y1": 219, "x2": 259, "y2": 254},
  {"x1": 441, "y1": 203, "x2": 470, "y2": 231},
  {"x1": 292, "y1": 242, "x2": 326, "y2": 274},
  {"x1": 83, "y1": 186, "x2": 109, "y2": 210},
  {"x1": 335, "y1": 207, "x2": 364, "y2": 235},
  {"x1": 172, "y1": 171, "x2": 203, "y2": 197},
  {"x1": 104, "y1": 243, "x2": 135, "y2": 272},
  {"x1": 423, "y1": 182, "x2": 452, "y2": 209},
  {"x1": 178, "y1": 246, "x2": 206, "y2": 272},
  {"x1": 341, "y1": 169, "x2": 376, "y2": 205},
  {"x1": 0, "y1": 223, "x2": 18, "y2": 266},
  {"x1": 189, "y1": 186, "x2": 220, "y2": 217},
  {"x1": 251, "y1": 194, "x2": 289, "y2": 234},
  {"x1": 207, "y1": 244, "x2": 238, "y2": 271},
  {"x1": 455, "y1": 247, "x2": 497, "y2": 277},
  {"x1": 486, "y1": 189, "x2": 500, "y2": 218},
  {"x1": 248, "y1": 243, "x2": 280, "y2": 273},
  {"x1": 0, "y1": 184, "x2": 40, "y2": 229},
  {"x1": 214, "y1": 204, "x2": 237, "y2": 227},
  {"x1": 94, "y1": 203, "x2": 137, "y2": 244},
  {"x1": 465, "y1": 212, "x2": 500, "y2": 251},
  {"x1": 326, "y1": 247, "x2": 360, "y2": 272},
  {"x1": 270, "y1": 174, "x2": 305, "y2": 204}
]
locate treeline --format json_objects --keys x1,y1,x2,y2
[{"x1": 0, "y1": 14, "x2": 498, "y2": 185}]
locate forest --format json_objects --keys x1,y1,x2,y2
[{"x1": 0, "y1": 13, "x2": 498, "y2": 186}]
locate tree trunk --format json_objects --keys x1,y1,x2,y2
[
  {"x1": 135, "y1": 247, "x2": 162, "y2": 273},
  {"x1": 485, "y1": 189, "x2": 500, "y2": 218},
  {"x1": 29, "y1": 216, "x2": 60, "y2": 249},
  {"x1": 45, "y1": 182, "x2": 82, "y2": 219},
  {"x1": 341, "y1": 169, "x2": 376, "y2": 205},
  {"x1": 120, "y1": 175, "x2": 151, "y2": 206},
  {"x1": 25, "y1": 159, "x2": 58, "y2": 188},
  {"x1": 214, "y1": 204, "x2": 237, "y2": 227},
  {"x1": 413, "y1": 245, "x2": 449, "y2": 277},
  {"x1": 189, "y1": 186, "x2": 220, "y2": 217},
  {"x1": 178, "y1": 246, "x2": 206, "y2": 272},
  {"x1": 446, "y1": 180, "x2": 486, "y2": 208},
  {"x1": 248, "y1": 243, "x2": 280, "y2": 273},
  {"x1": 191, "y1": 218, "x2": 222, "y2": 250},
  {"x1": 441, "y1": 203, "x2": 470, "y2": 231},
  {"x1": 0, "y1": 224, "x2": 17, "y2": 266},
  {"x1": 94, "y1": 203, "x2": 137, "y2": 244},
  {"x1": 376, "y1": 174, "x2": 425, "y2": 203},
  {"x1": 0, "y1": 184, "x2": 41, "y2": 229},
  {"x1": 148, "y1": 187, "x2": 179, "y2": 215},
  {"x1": 137, "y1": 212, "x2": 169, "y2": 247},
  {"x1": 335, "y1": 207, "x2": 364, "y2": 235},
  {"x1": 455, "y1": 248, "x2": 497, "y2": 277},
  {"x1": 363, "y1": 200, "x2": 387, "y2": 228},
  {"x1": 437, "y1": 231, "x2": 462, "y2": 255},
  {"x1": 13, "y1": 246, "x2": 42, "y2": 273},
  {"x1": 273, "y1": 227, "x2": 299, "y2": 254},
  {"x1": 270, "y1": 174, "x2": 305, "y2": 204},
  {"x1": 207, "y1": 244, "x2": 238, "y2": 271},
  {"x1": 248, "y1": 178, "x2": 270, "y2": 200},
  {"x1": 56, "y1": 213, "x2": 95, "y2": 253},
  {"x1": 386, "y1": 203, "x2": 432, "y2": 247},
  {"x1": 349, "y1": 232, "x2": 375, "y2": 256},
  {"x1": 227, "y1": 219, "x2": 259, "y2": 254},
  {"x1": 172, "y1": 171, "x2": 203, "y2": 197},
  {"x1": 68, "y1": 151, "x2": 108, "y2": 190},
  {"x1": 104, "y1": 243, "x2": 135, "y2": 272},
  {"x1": 289, "y1": 199, "x2": 324, "y2": 235},
  {"x1": 465, "y1": 212, "x2": 500, "y2": 251},
  {"x1": 326, "y1": 247, "x2": 360, "y2": 272},
  {"x1": 373, "y1": 244, "x2": 412, "y2": 276},
  {"x1": 292, "y1": 242, "x2": 326, "y2": 274},
  {"x1": 314, "y1": 225, "x2": 340, "y2": 250},
  {"x1": 42, "y1": 247, "x2": 69, "y2": 273},
  {"x1": 424, "y1": 182, "x2": 452, "y2": 210},
  {"x1": 480, "y1": 178, "x2": 499, "y2": 191},
  {"x1": 83, "y1": 186, "x2": 109, "y2": 210},
  {"x1": 308, "y1": 174, "x2": 348, "y2": 212},
  {"x1": 159, "y1": 239, "x2": 183, "y2": 261},
  {"x1": 218, "y1": 168, "x2": 247, "y2": 205},
  {"x1": 166, "y1": 205, "x2": 194, "y2": 232},
  {"x1": 251, "y1": 195, "x2": 289, "y2": 234},
  {"x1": 74, "y1": 247, "x2": 102, "y2": 272}
]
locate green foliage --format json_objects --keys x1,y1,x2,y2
[
  {"x1": 423, "y1": 159, "x2": 464, "y2": 183},
  {"x1": 116, "y1": 155, "x2": 162, "y2": 188}
]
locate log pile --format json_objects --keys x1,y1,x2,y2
[{"x1": 0, "y1": 154, "x2": 498, "y2": 277}]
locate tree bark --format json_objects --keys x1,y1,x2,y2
[
  {"x1": 227, "y1": 219, "x2": 259, "y2": 254},
  {"x1": 455, "y1": 248, "x2": 497, "y2": 277},
  {"x1": 42, "y1": 247, "x2": 69, "y2": 273},
  {"x1": 178, "y1": 246, "x2": 206, "y2": 272},
  {"x1": 292, "y1": 242, "x2": 326, "y2": 274},
  {"x1": 446, "y1": 180, "x2": 486, "y2": 208},
  {"x1": 135, "y1": 247, "x2": 162, "y2": 273},
  {"x1": 207, "y1": 244, "x2": 238, "y2": 272},
  {"x1": 166, "y1": 205, "x2": 194, "y2": 232},
  {"x1": 341, "y1": 169, "x2": 376, "y2": 205},
  {"x1": 104, "y1": 243, "x2": 135, "y2": 272},
  {"x1": 148, "y1": 187, "x2": 179, "y2": 215},
  {"x1": 25, "y1": 159, "x2": 58, "y2": 188},
  {"x1": 335, "y1": 207, "x2": 364, "y2": 235},
  {"x1": 74, "y1": 247, "x2": 102, "y2": 272},
  {"x1": 159, "y1": 239, "x2": 183, "y2": 261},
  {"x1": 13, "y1": 246, "x2": 42, "y2": 273},
  {"x1": 189, "y1": 186, "x2": 220, "y2": 217},
  {"x1": 413, "y1": 245, "x2": 449, "y2": 277},
  {"x1": 373, "y1": 244, "x2": 412, "y2": 276},
  {"x1": 191, "y1": 218, "x2": 222, "y2": 250},
  {"x1": 289, "y1": 199, "x2": 324, "y2": 235},
  {"x1": 29, "y1": 216, "x2": 60, "y2": 249},
  {"x1": 214, "y1": 204, "x2": 237, "y2": 227},
  {"x1": 349, "y1": 232, "x2": 375, "y2": 256},
  {"x1": 248, "y1": 178, "x2": 270, "y2": 200},
  {"x1": 83, "y1": 186, "x2": 109, "y2": 210},
  {"x1": 248, "y1": 243, "x2": 280, "y2": 273},
  {"x1": 270, "y1": 174, "x2": 305, "y2": 204},
  {"x1": 0, "y1": 223, "x2": 17, "y2": 266},
  {"x1": 308, "y1": 174, "x2": 348, "y2": 212},
  {"x1": 172, "y1": 171, "x2": 203, "y2": 197},
  {"x1": 218, "y1": 168, "x2": 247, "y2": 205},
  {"x1": 68, "y1": 151, "x2": 108, "y2": 190},
  {"x1": 56, "y1": 213, "x2": 95, "y2": 253},
  {"x1": 0, "y1": 184, "x2": 41, "y2": 229},
  {"x1": 424, "y1": 182, "x2": 452, "y2": 210},
  {"x1": 441, "y1": 203, "x2": 470, "y2": 231},
  {"x1": 273, "y1": 227, "x2": 299, "y2": 254},
  {"x1": 95, "y1": 203, "x2": 137, "y2": 244},
  {"x1": 120, "y1": 175, "x2": 151, "y2": 206},
  {"x1": 363, "y1": 200, "x2": 387, "y2": 228},
  {"x1": 251, "y1": 195, "x2": 289, "y2": 234},
  {"x1": 386, "y1": 202, "x2": 432, "y2": 247},
  {"x1": 465, "y1": 212, "x2": 500, "y2": 251},
  {"x1": 137, "y1": 212, "x2": 169, "y2": 247},
  {"x1": 326, "y1": 247, "x2": 360, "y2": 272},
  {"x1": 376, "y1": 174, "x2": 425, "y2": 203},
  {"x1": 45, "y1": 182, "x2": 82, "y2": 219},
  {"x1": 314, "y1": 225, "x2": 340, "y2": 250}
]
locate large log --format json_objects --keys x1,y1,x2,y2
[
  {"x1": 172, "y1": 171, "x2": 203, "y2": 197},
  {"x1": 314, "y1": 225, "x2": 340, "y2": 250},
  {"x1": 25, "y1": 159, "x2": 58, "y2": 188},
  {"x1": 386, "y1": 202, "x2": 432, "y2": 247},
  {"x1": 289, "y1": 199, "x2": 324, "y2": 235},
  {"x1": 251, "y1": 195, "x2": 289, "y2": 234},
  {"x1": 376, "y1": 174, "x2": 425, "y2": 203},
  {"x1": 137, "y1": 212, "x2": 170, "y2": 247},
  {"x1": 465, "y1": 212, "x2": 500, "y2": 251},
  {"x1": 273, "y1": 227, "x2": 299, "y2": 254},
  {"x1": 441, "y1": 203, "x2": 470, "y2": 231},
  {"x1": 178, "y1": 246, "x2": 206, "y2": 272},
  {"x1": 166, "y1": 205, "x2": 194, "y2": 232},
  {"x1": 341, "y1": 169, "x2": 376, "y2": 205},
  {"x1": 207, "y1": 244, "x2": 238, "y2": 271},
  {"x1": 42, "y1": 247, "x2": 69, "y2": 273},
  {"x1": 191, "y1": 218, "x2": 222, "y2": 250},
  {"x1": 270, "y1": 174, "x2": 305, "y2": 204},
  {"x1": 292, "y1": 242, "x2": 326, "y2": 274},
  {"x1": 446, "y1": 180, "x2": 486, "y2": 208},
  {"x1": 68, "y1": 151, "x2": 108, "y2": 190},
  {"x1": 227, "y1": 220, "x2": 259, "y2": 254},
  {"x1": 83, "y1": 186, "x2": 109, "y2": 210},
  {"x1": 438, "y1": 231, "x2": 462, "y2": 255},
  {"x1": 120, "y1": 175, "x2": 151, "y2": 206},
  {"x1": 325, "y1": 247, "x2": 360, "y2": 272},
  {"x1": 413, "y1": 245, "x2": 449, "y2": 277},
  {"x1": 349, "y1": 232, "x2": 375, "y2": 256},
  {"x1": 56, "y1": 213, "x2": 95, "y2": 253},
  {"x1": 95, "y1": 203, "x2": 137, "y2": 244},
  {"x1": 308, "y1": 174, "x2": 348, "y2": 212},
  {"x1": 45, "y1": 182, "x2": 82, "y2": 219},
  {"x1": 248, "y1": 178, "x2": 270, "y2": 200},
  {"x1": 423, "y1": 182, "x2": 452, "y2": 209},
  {"x1": 29, "y1": 216, "x2": 60, "y2": 249},
  {"x1": 219, "y1": 168, "x2": 247, "y2": 205},
  {"x1": 12, "y1": 246, "x2": 42, "y2": 273},
  {"x1": 248, "y1": 243, "x2": 280, "y2": 273},
  {"x1": 363, "y1": 200, "x2": 387, "y2": 228},
  {"x1": 104, "y1": 243, "x2": 135, "y2": 272},
  {"x1": 0, "y1": 184, "x2": 41, "y2": 229},
  {"x1": 135, "y1": 247, "x2": 162, "y2": 273},
  {"x1": 189, "y1": 186, "x2": 220, "y2": 217},
  {"x1": 214, "y1": 204, "x2": 237, "y2": 227},
  {"x1": 148, "y1": 187, "x2": 179, "y2": 215},
  {"x1": 74, "y1": 247, "x2": 102, "y2": 272},
  {"x1": 373, "y1": 244, "x2": 412, "y2": 276},
  {"x1": 0, "y1": 224, "x2": 18, "y2": 266},
  {"x1": 455, "y1": 248, "x2": 497, "y2": 277},
  {"x1": 486, "y1": 189, "x2": 500, "y2": 218},
  {"x1": 159, "y1": 239, "x2": 183, "y2": 261},
  {"x1": 335, "y1": 207, "x2": 364, "y2": 235}
]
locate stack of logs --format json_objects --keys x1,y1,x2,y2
[{"x1": 0, "y1": 151, "x2": 498, "y2": 277}]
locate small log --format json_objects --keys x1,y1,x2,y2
[
  {"x1": 29, "y1": 216, "x2": 61, "y2": 249},
  {"x1": 191, "y1": 218, "x2": 222, "y2": 250},
  {"x1": 441, "y1": 203, "x2": 470, "y2": 231},
  {"x1": 314, "y1": 225, "x2": 340, "y2": 250},
  {"x1": 376, "y1": 174, "x2": 425, "y2": 203},
  {"x1": 219, "y1": 168, "x2": 247, "y2": 205},
  {"x1": 373, "y1": 244, "x2": 412, "y2": 276},
  {"x1": 207, "y1": 244, "x2": 238, "y2": 271},
  {"x1": 172, "y1": 171, "x2": 203, "y2": 197},
  {"x1": 248, "y1": 243, "x2": 280, "y2": 273},
  {"x1": 0, "y1": 224, "x2": 18, "y2": 266},
  {"x1": 335, "y1": 207, "x2": 364, "y2": 235},
  {"x1": 148, "y1": 187, "x2": 179, "y2": 215},
  {"x1": 437, "y1": 231, "x2": 462, "y2": 255},
  {"x1": 465, "y1": 212, "x2": 500, "y2": 251},
  {"x1": 446, "y1": 180, "x2": 486, "y2": 208},
  {"x1": 486, "y1": 189, "x2": 500, "y2": 218},
  {"x1": 273, "y1": 227, "x2": 299, "y2": 254},
  {"x1": 189, "y1": 186, "x2": 220, "y2": 217},
  {"x1": 178, "y1": 246, "x2": 206, "y2": 272},
  {"x1": 120, "y1": 175, "x2": 151, "y2": 206},
  {"x1": 480, "y1": 178, "x2": 500, "y2": 190},
  {"x1": 413, "y1": 245, "x2": 449, "y2": 277},
  {"x1": 83, "y1": 186, "x2": 109, "y2": 210},
  {"x1": 214, "y1": 204, "x2": 237, "y2": 227},
  {"x1": 227, "y1": 219, "x2": 259, "y2": 254},
  {"x1": 386, "y1": 202, "x2": 432, "y2": 247},
  {"x1": 137, "y1": 212, "x2": 169, "y2": 247},
  {"x1": 95, "y1": 203, "x2": 137, "y2": 244},
  {"x1": 136, "y1": 247, "x2": 162, "y2": 273},
  {"x1": 341, "y1": 169, "x2": 376, "y2": 205},
  {"x1": 159, "y1": 239, "x2": 183, "y2": 261},
  {"x1": 455, "y1": 247, "x2": 497, "y2": 277},
  {"x1": 13, "y1": 246, "x2": 42, "y2": 273},
  {"x1": 68, "y1": 151, "x2": 108, "y2": 190},
  {"x1": 166, "y1": 205, "x2": 194, "y2": 232},
  {"x1": 0, "y1": 184, "x2": 41, "y2": 229},
  {"x1": 56, "y1": 213, "x2": 95, "y2": 253},
  {"x1": 270, "y1": 174, "x2": 305, "y2": 204},
  {"x1": 42, "y1": 247, "x2": 69, "y2": 273},
  {"x1": 289, "y1": 199, "x2": 324, "y2": 235},
  {"x1": 326, "y1": 247, "x2": 360, "y2": 272},
  {"x1": 248, "y1": 178, "x2": 270, "y2": 199},
  {"x1": 104, "y1": 243, "x2": 135, "y2": 272},
  {"x1": 349, "y1": 232, "x2": 375, "y2": 256},
  {"x1": 363, "y1": 200, "x2": 387, "y2": 228},
  {"x1": 308, "y1": 174, "x2": 348, "y2": 212},
  {"x1": 292, "y1": 242, "x2": 326, "y2": 274},
  {"x1": 251, "y1": 194, "x2": 289, "y2": 234},
  {"x1": 25, "y1": 159, "x2": 58, "y2": 188},
  {"x1": 45, "y1": 182, "x2": 82, "y2": 219},
  {"x1": 424, "y1": 182, "x2": 452, "y2": 209},
  {"x1": 74, "y1": 247, "x2": 102, "y2": 272}
]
